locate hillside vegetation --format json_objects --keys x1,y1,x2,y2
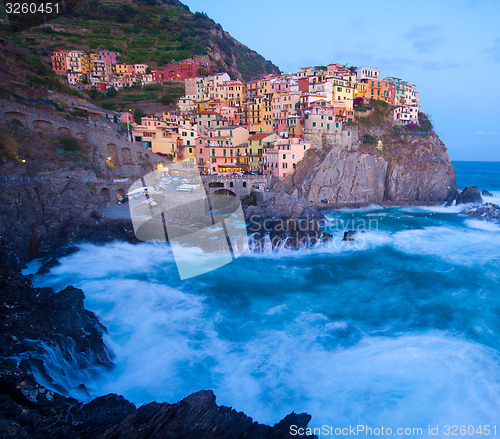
[{"x1": 6, "y1": 0, "x2": 280, "y2": 82}]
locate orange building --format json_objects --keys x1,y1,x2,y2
[
  {"x1": 356, "y1": 79, "x2": 393, "y2": 104},
  {"x1": 51, "y1": 51, "x2": 69, "y2": 75}
]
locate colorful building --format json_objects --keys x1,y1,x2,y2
[
  {"x1": 162, "y1": 58, "x2": 211, "y2": 80},
  {"x1": 51, "y1": 50, "x2": 69, "y2": 74},
  {"x1": 265, "y1": 137, "x2": 311, "y2": 178}
]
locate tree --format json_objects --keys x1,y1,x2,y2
[
  {"x1": 133, "y1": 108, "x2": 145, "y2": 124},
  {"x1": 106, "y1": 86, "x2": 117, "y2": 97}
]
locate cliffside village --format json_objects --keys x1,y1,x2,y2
[{"x1": 51, "y1": 51, "x2": 421, "y2": 177}]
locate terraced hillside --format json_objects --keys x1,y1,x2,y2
[{"x1": 3, "y1": 0, "x2": 280, "y2": 82}]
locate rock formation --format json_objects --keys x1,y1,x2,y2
[
  {"x1": 244, "y1": 192, "x2": 331, "y2": 250},
  {"x1": 461, "y1": 203, "x2": 500, "y2": 222},
  {"x1": 276, "y1": 118, "x2": 457, "y2": 205},
  {"x1": 456, "y1": 186, "x2": 483, "y2": 205},
  {"x1": 0, "y1": 267, "x2": 314, "y2": 438}
]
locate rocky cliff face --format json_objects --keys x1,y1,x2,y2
[
  {"x1": 0, "y1": 268, "x2": 313, "y2": 439},
  {"x1": 277, "y1": 119, "x2": 457, "y2": 205},
  {"x1": 0, "y1": 178, "x2": 136, "y2": 266}
]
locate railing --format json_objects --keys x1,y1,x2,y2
[{"x1": 0, "y1": 175, "x2": 135, "y2": 185}]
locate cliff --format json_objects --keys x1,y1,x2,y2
[{"x1": 277, "y1": 115, "x2": 457, "y2": 206}]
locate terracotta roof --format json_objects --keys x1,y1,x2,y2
[{"x1": 249, "y1": 132, "x2": 275, "y2": 140}]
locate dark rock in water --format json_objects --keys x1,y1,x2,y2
[
  {"x1": 445, "y1": 188, "x2": 459, "y2": 206},
  {"x1": 0, "y1": 267, "x2": 316, "y2": 438},
  {"x1": 245, "y1": 192, "x2": 331, "y2": 250},
  {"x1": 343, "y1": 230, "x2": 357, "y2": 241},
  {"x1": 461, "y1": 203, "x2": 500, "y2": 222},
  {"x1": 245, "y1": 191, "x2": 325, "y2": 221},
  {"x1": 0, "y1": 266, "x2": 113, "y2": 386},
  {"x1": 0, "y1": 375, "x2": 314, "y2": 439},
  {"x1": 482, "y1": 189, "x2": 494, "y2": 197},
  {"x1": 456, "y1": 186, "x2": 483, "y2": 205},
  {"x1": 36, "y1": 245, "x2": 79, "y2": 274}
]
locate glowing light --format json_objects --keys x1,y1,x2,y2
[{"x1": 107, "y1": 157, "x2": 112, "y2": 161}]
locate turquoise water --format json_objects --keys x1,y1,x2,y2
[
  {"x1": 453, "y1": 161, "x2": 500, "y2": 191},
  {"x1": 32, "y1": 162, "x2": 500, "y2": 436}
]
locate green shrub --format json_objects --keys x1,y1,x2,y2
[
  {"x1": 58, "y1": 135, "x2": 79, "y2": 151},
  {"x1": 240, "y1": 193, "x2": 257, "y2": 206},
  {"x1": 0, "y1": 130, "x2": 19, "y2": 159},
  {"x1": 362, "y1": 134, "x2": 380, "y2": 145},
  {"x1": 106, "y1": 86, "x2": 118, "y2": 97},
  {"x1": 133, "y1": 108, "x2": 145, "y2": 124}
]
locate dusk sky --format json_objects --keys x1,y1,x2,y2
[{"x1": 183, "y1": 0, "x2": 500, "y2": 161}]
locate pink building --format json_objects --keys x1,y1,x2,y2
[
  {"x1": 265, "y1": 138, "x2": 311, "y2": 178},
  {"x1": 196, "y1": 136, "x2": 239, "y2": 175},
  {"x1": 97, "y1": 50, "x2": 118, "y2": 65},
  {"x1": 120, "y1": 113, "x2": 134, "y2": 124}
]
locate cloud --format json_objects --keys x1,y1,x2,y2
[
  {"x1": 484, "y1": 38, "x2": 500, "y2": 62},
  {"x1": 474, "y1": 130, "x2": 500, "y2": 136},
  {"x1": 404, "y1": 25, "x2": 443, "y2": 53},
  {"x1": 420, "y1": 60, "x2": 462, "y2": 70}
]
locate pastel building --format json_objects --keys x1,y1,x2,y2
[
  {"x1": 96, "y1": 50, "x2": 118, "y2": 65},
  {"x1": 244, "y1": 132, "x2": 280, "y2": 173},
  {"x1": 66, "y1": 50, "x2": 85, "y2": 73},
  {"x1": 265, "y1": 137, "x2": 311, "y2": 178},
  {"x1": 356, "y1": 67, "x2": 380, "y2": 81},
  {"x1": 196, "y1": 136, "x2": 239, "y2": 174},
  {"x1": 51, "y1": 50, "x2": 69, "y2": 74},
  {"x1": 162, "y1": 59, "x2": 211, "y2": 80},
  {"x1": 92, "y1": 60, "x2": 113, "y2": 82},
  {"x1": 197, "y1": 111, "x2": 229, "y2": 134},
  {"x1": 393, "y1": 105, "x2": 421, "y2": 125}
]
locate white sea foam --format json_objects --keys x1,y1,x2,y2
[
  {"x1": 392, "y1": 226, "x2": 500, "y2": 265},
  {"x1": 30, "y1": 205, "x2": 500, "y2": 434},
  {"x1": 464, "y1": 218, "x2": 500, "y2": 232}
]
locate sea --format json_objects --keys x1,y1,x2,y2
[{"x1": 28, "y1": 161, "x2": 500, "y2": 436}]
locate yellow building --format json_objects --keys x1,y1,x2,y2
[
  {"x1": 183, "y1": 144, "x2": 197, "y2": 166},
  {"x1": 222, "y1": 80, "x2": 247, "y2": 107},
  {"x1": 262, "y1": 95, "x2": 273, "y2": 131},
  {"x1": 287, "y1": 115, "x2": 303, "y2": 137},
  {"x1": 114, "y1": 63, "x2": 128, "y2": 76},
  {"x1": 81, "y1": 53, "x2": 91, "y2": 74},
  {"x1": 245, "y1": 132, "x2": 280, "y2": 172},
  {"x1": 329, "y1": 77, "x2": 354, "y2": 103}
]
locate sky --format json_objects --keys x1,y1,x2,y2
[{"x1": 182, "y1": 0, "x2": 500, "y2": 161}]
